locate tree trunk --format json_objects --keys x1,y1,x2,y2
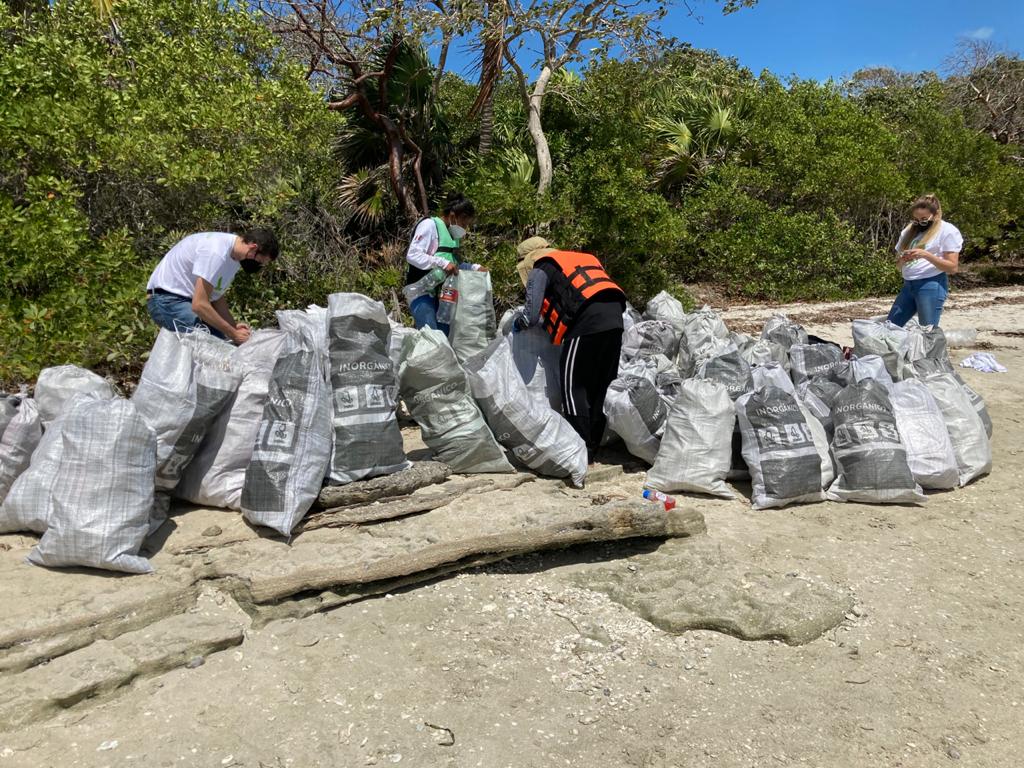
[
  {"x1": 479, "y1": 95, "x2": 496, "y2": 155},
  {"x1": 528, "y1": 65, "x2": 554, "y2": 195}
]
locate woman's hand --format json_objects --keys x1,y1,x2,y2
[{"x1": 443, "y1": 261, "x2": 459, "y2": 276}]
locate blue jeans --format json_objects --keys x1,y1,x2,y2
[
  {"x1": 147, "y1": 292, "x2": 226, "y2": 339},
  {"x1": 409, "y1": 294, "x2": 450, "y2": 335},
  {"x1": 887, "y1": 273, "x2": 949, "y2": 327}
]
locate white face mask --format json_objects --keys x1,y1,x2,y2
[{"x1": 448, "y1": 224, "x2": 467, "y2": 240}]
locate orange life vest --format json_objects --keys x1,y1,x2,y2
[{"x1": 535, "y1": 251, "x2": 625, "y2": 345}]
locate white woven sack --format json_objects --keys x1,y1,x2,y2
[
  {"x1": 464, "y1": 337, "x2": 587, "y2": 487},
  {"x1": 28, "y1": 398, "x2": 157, "y2": 574},
  {"x1": 889, "y1": 380, "x2": 958, "y2": 490},
  {"x1": 241, "y1": 327, "x2": 333, "y2": 536},
  {"x1": 398, "y1": 328, "x2": 513, "y2": 474},
  {"x1": 643, "y1": 291, "x2": 686, "y2": 332},
  {"x1": 133, "y1": 330, "x2": 240, "y2": 493},
  {"x1": 34, "y1": 365, "x2": 115, "y2": 425},
  {"x1": 919, "y1": 372, "x2": 991, "y2": 487},
  {"x1": 646, "y1": 379, "x2": 735, "y2": 498},
  {"x1": 0, "y1": 393, "x2": 99, "y2": 534},
  {"x1": 0, "y1": 397, "x2": 42, "y2": 506},
  {"x1": 326, "y1": 293, "x2": 409, "y2": 484},
  {"x1": 174, "y1": 330, "x2": 288, "y2": 509}
]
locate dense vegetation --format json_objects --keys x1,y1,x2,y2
[{"x1": 2, "y1": 0, "x2": 1022, "y2": 384}]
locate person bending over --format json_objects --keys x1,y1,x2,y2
[
  {"x1": 888, "y1": 195, "x2": 962, "y2": 328},
  {"x1": 513, "y1": 237, "x2": 626, "y2": 461},
  {"x1": 145, "y1": 229, "x2": 278, "y2": 344}
]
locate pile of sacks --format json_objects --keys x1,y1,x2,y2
[
  {"x1": 0, "y1": 271, "x2": 587, "y2": 574},
  {"x1": 606, "y1": 292, "x2": 992, "y2": 509}
]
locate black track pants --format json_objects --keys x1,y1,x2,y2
[{"x1": 559, "y1": 328, "x2": 623, "y2": 452}]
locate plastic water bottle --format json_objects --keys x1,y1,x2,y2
[
  {"x1": 401, "y1": 268, "x2": 446, "y2": 304},
  {"x1": 436, "y1": 274, "x2": 459, "y2": 325},
  {"x1": 642, "y1": 489, "x2": 676, "y2": 511}
]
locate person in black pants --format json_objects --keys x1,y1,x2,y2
[{"x1": 512, "y1": 237, "x2": 626, "y2": 461}]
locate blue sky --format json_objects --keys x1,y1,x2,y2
[{"x1": 657, "y1": 0, "x2": 1024, "y2": 81}]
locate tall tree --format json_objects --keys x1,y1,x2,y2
[
  {"x1": 501, "y1": 0, "x2": 755, "y2": 195},
  {"x1": 945, "y1": 39, "x2": 1024, "y2": 149}
]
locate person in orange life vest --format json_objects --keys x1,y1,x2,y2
[{"x1": 512, "y1": 237, "x2": 626, "y2": 459}]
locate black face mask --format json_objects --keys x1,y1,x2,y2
[
  {"x1": 240, "y1": 258, "x2": 263, "y2": 274},
  {"x1": 913, "y1": 219, "x2": 933, "y2": 231}
]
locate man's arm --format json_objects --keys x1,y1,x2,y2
[
  {"x1": 513, "y1": 268, "x2": 549, "y2": 330},
  {"x1": 192, "y1": 277, "x2": 249, "y2": 343}
]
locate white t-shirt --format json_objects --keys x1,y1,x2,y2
[
  {"x1": 147, "y1": 232, "x2": 240, "y2": 300},
  {"x1": 896, "y1": 220, "x2": 963, "y2": 281}
]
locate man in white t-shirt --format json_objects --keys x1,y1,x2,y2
[{"x1": 145, "y1": 228, "x2": 278, "y2": 344}]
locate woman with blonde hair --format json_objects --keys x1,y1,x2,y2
[{"x1": 887, "y1": 194, "x2": 962, "y2": 327}]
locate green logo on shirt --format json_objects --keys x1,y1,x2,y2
[{"x1": 214, "y1": 276, "x2": 223, "y2": 292}]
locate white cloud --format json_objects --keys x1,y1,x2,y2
[{"x1": 966, "y1": 26, "x2": 994, "y2": 40}]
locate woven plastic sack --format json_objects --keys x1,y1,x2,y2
[
  {"x1": 852, "y1": 320, "x2": 909, "y2": 380},
  {"x1": 278, "y1": 305, "x2": 329, "y2": 366},
  {"x1": 677, "y1": 306, "x2": 729, "y2": 376},
  {"x1": 622, "y1": 303, "x2": 643, "y2": 332},
  {"x1": 736, "y1": 386, "x2": 825, "y2": 509},
  {"x1": 28, "y1": 398, "x2": 157, "y2": 574},
  {"x1": 1, "y1": 393, "x2": 99, "y2": 533},
  {"x1": 133, "y1": 330, "x2": 240, "y2": 494},
  {"x1": 851, "y1": 355, "x2": 894, "y2": 387},
  {"x1": 751, "y1": 362, "x2": 795, "y2": 394},
  {"x1": 175, "y1": 330, "x2": 289, "y2": 509},
  {"x1": 621, "y1": 320, "x2": 680, "y2": 363},
  {"x1": 0, "y1": 396, "x2": 18, "y2": 435},
  {"x1": 762, "y1": 314, "x2": 809, "y2": 349},
  {"x1": 643, "y1": 291, "x2": 686, "y2": 332},
  {"x1": 399, "y1": 328, "x2": 513, "y2": 474},
  {"x1": 327, "y1": 293, "x2": 409, "y2": 484},
  {"x1": 910, "y1": 358, "x2": 992, "y2": 437},
  {"x1": 450, "y1": 270, "x2": 497, "y2": 364},
  {"x1": 902, "y1": 320, "x2": 948, "y2": 365},
  {"x1": 889, "y1": 380, "x2": 958, "y2": 490},
  {"x1": 465, "y1": 337, "x2": 587, "y2": 487},
  {"x1": 498, "y1": 309, "x2": 563, "y2": 411},
  {"x1": 240, "y1": 328, "x2": 333, "y2": 536},
  {"x1": 697, "y1": 349, "x2": 753, "y2": 402},
  {"x1": 646, "y1": 379, "x2": 735, "y2": 498},
  {"x1": 790, "y1": 343, "x2": 844, "y2": 386},
  {"x1": 35, "y1": 365, "x2": 115, "y2": 425},
  {"x1": 796, "y1": 379, "x2": 841, "y2": 438},
  {"x1": 741, "y1": 338, "x2": 789, "y2": 371},
  {"x1": 0, "y1": 397, "x2": 42, "y2": 506},
  {"x1": 827, "y1": 379, "x2": 925, "y2": 504},
  {"x1": 603, "y1": 371, "x2": 669, "y2": 465},
  {"x1": 387, "y1": 320, "x2": 416, "y2": 373},
  {"x1": 919, "y1": 371, "x2": 991, "y2": 486}
]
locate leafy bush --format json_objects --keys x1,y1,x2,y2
[{"x1": 0, "y1": 0, "x2": 340, "y2": 385}]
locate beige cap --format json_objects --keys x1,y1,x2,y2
[
  {"x1": 516, "y1": 236, "x2": 550, "y2": 259},
  {"x1": 515, "y1": 237, "x2": 554, "y2": 287}
]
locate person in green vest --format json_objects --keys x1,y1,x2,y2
[{"x1": 403, "y1": 193, "x2": 485, "y2": 332}]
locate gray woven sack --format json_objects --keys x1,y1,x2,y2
[
  {"x1": 241, "y1": 327, "x2": 333, "y2": 536},
  {"x1": 28, "y1": 398, "x2": 157, "y2": 574},
  {"x1": 826, "y1": 379, "x2": 925, "y2": 504},
  {"x1": 736, "y1": 386, "x2": 825, "y2": 509},
  {"x1": 399, "y1": 328, "x2": 513, "y2": 474},
  {"x1": 327, "y1": 293, "x2": 409, "y2": 484},
  {"x1": 603, "y1": 372, "x2": 668, "y2": 465},
  {"x1": 450, "y1": 270, "x2": 497, "y2": 364},
  {"x1": 789, "y1": 343, "x2": 844, "y2": 386}
]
